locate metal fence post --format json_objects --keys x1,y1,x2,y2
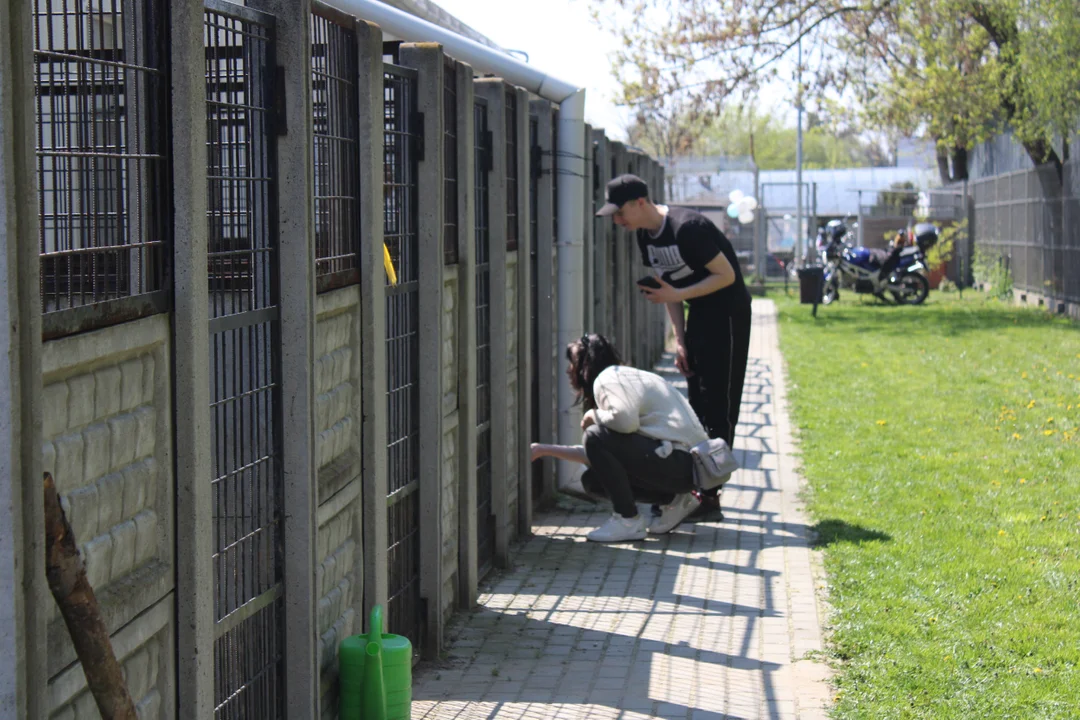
[
  {"x1": 583, "y1": 124, "x2": 594, "y2": 336},
  {"x1": 0, "y1": 0, "x2": 46, "y2": 714},
  {"x1": 609, "y1": 142, "x2": 628, "y2": 353},
  {"x1": 246, "y1": 0, "x2": 320, "y2": 711},
  {"x1": 356, "y1": 17, "x2": 389, "y2": 631},
  {"x1": 170, "y1": 0, "x2": 213, "y2": 715},
  {"x1": 530, "y1": 100, "x2": 557, "y2": 503},
  {"x1": 515, "y1": 86, "x2": 533, "y2": 537},
  {"x1": 454, "y1": 60, "x2": 478, "y2": 609},
  {"x1": 398, "y1": 42, "x2": 445, "y2": 660},
  {"x1": 473, "y1": 79, "x2": 511, "y2": 567},
  {"x1": 591, "y1": 129, "x2": 609, "y2": 339}
]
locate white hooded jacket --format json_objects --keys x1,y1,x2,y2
[{"x1": 589, "y1": 365, "x2": 709, "y2": 450}]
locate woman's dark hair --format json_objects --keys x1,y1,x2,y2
[{"x1": 566, "y1": 333, "x2": 622, "y2": 410}]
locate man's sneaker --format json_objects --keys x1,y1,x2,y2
[
  {"x1": 648, "y1": 492, "x2": 702, "y2": 534},
  {"x1": 686, "y1": 490, "x2": 724, "y2": 522},
  {"x1": 587, "y1": 513, "x2": 648, "y2": 543}
]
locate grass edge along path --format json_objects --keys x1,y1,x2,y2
[{"x1": 773, "y1": 291, "x2": 1080, "y2": 719}]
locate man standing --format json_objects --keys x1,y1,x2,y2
[{"x1": 596, "y1": 174, "x2": 752, "y2": 516}]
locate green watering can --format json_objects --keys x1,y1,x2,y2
[{"x1": 339, "y1": 605, "x2": 412, "y2": 720}]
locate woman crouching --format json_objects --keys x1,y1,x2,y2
[{"x1": 531, "y1": 333, "x2": 707, "y2": 542}]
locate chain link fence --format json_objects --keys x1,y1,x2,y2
[{"x1": 971, "y1": 161, "x2": 1080, "y2": 306}]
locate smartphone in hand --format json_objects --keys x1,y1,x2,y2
[{"x1": 636, "y1": 275, "x2": 662, "y2": 290}]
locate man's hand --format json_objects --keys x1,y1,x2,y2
[
  {"x1": 580, "y1": 409, "x2": 596, "y2": 430},
  {"x1": 641, "y1": 275, "x2": 683, "y2": 304},
  {"x1": 674, "y1": 342, "x2": 692, "y2": 377},
  {"x1": 530, "y1": 443, "x2": 545, "y2": 462}
]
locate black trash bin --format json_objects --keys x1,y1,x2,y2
[{"x1": 797, "y1": 265, "x2": 824, "y2": 305}]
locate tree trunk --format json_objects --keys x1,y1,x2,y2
[
  {"x1": 936, "y1": 143, "x2": 953, "y2": 185},
  {"x1": 951, "y1": 146, "x2": 969, "y2": 181},
  {"x1": 43, "y1": 472, "x2": 138, "y2": 720},
  {"x1": 1026, "y1": 139, "x2": 1064, "y2": 179}
]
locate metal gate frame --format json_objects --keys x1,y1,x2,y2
[
  {"x1": 203, "y1": 1, "x2": 285, "y2": 716},
  {"x1": 473, "y1": 96, "x2": 495, "y2": 578},
  {"x1": 529, "y1": 112, "x2": 543, "y2": 504},
  {"x1": 382, "y1": 62, "x2": 424, "y2": 654}
]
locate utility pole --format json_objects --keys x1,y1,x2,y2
[
  {"x1": 795, "y1": 24, "x2": 804, "y2": 267},
  {"x1": 751, "y1": 131, "x2": 763, "y2": 283}
]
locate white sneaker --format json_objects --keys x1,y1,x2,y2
[
  {"x1": 648, "y1": 492, "x2": 701, "y2": 534},
  {"x1": 587, "y1": 513, "x2": 648, "y2": 543}
]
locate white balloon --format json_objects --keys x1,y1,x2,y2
[
  {"x1": 738, "y1": 209, "x2": 755, "y2": 224},
  {"x1": 737, "y1": 196, "x2": 753, "y2": 211},
  {"x1": 743, "y1": 196, "x2": 758, "y2": 210},
  {"x1": 728, "y1": 189, "x2": 745, "y2": 204}
]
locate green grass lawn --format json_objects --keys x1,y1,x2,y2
[{"x1": 774, "y1": 290, "x2": 1080, "y2": 719}]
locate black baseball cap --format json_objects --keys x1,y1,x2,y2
[{"x1": 595, "y1": 174, "x2": 649, "y2": 216}]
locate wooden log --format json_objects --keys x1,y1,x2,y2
[{"x1": 43, "y1": 472, "x2": 137, "y2": 720}]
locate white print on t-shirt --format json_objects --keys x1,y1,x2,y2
[{"x1": 646, "y1": 244, "x2": 694, "y2": 281}]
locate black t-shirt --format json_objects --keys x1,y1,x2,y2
[{"x1": 636, "y1": 206, "x2": 751, "y2": 312}]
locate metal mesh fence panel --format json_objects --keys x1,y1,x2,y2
[
  {"x1": 383, "y1": 64, "x2": 423, "y2": 652},
  {"x1": 311, "y1": 3, "x2": 360, "y2": 291},
  {"x1": 443, "y1": 58, "x2": 459, "y2": 265},
  {"x1": 204, "y1": 3, "x2": 283, "y2": 716},
  {"x1": 34, "y1": 0, "x2": 171, "y2": 336},
  {"x1": 474, "y1": 98, "x2": 495, "y2": 577},
  {"x1": 505, "y1": 89, "x2": 518, "y2": 251}
]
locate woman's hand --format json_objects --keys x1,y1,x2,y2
[
  {"x1": 580, "y1": 409, "x2": 597, "y2": 430},
  {"x1": 530, "y1": 443, "x2": 545, "y2": 462},
  {"x1": 641, "y1": 275, "x2": 684, "y2": 304}
]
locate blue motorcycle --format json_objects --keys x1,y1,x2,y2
[{"x1": 819, "y1": 220, "x2": 938, "y2": 305}]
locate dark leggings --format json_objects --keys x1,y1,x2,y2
[{"x1": 581, "y1": 424, "x2": 695, "y2": 518}]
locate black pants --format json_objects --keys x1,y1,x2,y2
[
  {"x1": 686, "y1": 304, "x2": 752, "y2": 450},
  {"x1": 581, "y1": 424, "x2": 694, "y2": 518}
]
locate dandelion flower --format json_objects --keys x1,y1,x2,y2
[
  {"x1": 1013, "y1": 433, "x2": 1023, "y2": 440},
  {"x1": 1044, "y1": 430, "x2": 1056, "y2": 436},
  {"x1": 999, "y1": 529, "x2": 1007, "y2": 535},
  {"x1": 1022, "y1": 372, "x2": 1028, "y2": 379},
  {"x1": 1034, "y1": 668, "x2": 1042, "y2": 674},
  {"x1": 1019, "y1": 478, "x2": 1027, "y2": 483},
  {"x1": 1047, "y1": 417, "x2": 1055, "y2": 423},
  {"x1": 1028, "y1": 400, "x2": 1036, "y2": 409},
  {"x1": 876, "y1": 420, "x2": 887, "y2": 426}
]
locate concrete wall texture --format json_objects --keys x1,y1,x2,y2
[
  {"x1": 3, "y1": 1, "x2": 668, "y2": 716},
  {"x1": 314, "y1": 287, "x2": 363, "y2": 718},
  {"x1": 40, "y1": 315, "x2": 174, "y2": 719},
  {"x1": 442, "y1": 269, "x2": 460, "y2": 625}
]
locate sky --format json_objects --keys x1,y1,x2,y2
[
  {"x1": 430, "y1": 0, "x2": 801, "y2": 148},
  {"x1": 430, "y1": 0, "x2": 633, "y2": 140}
]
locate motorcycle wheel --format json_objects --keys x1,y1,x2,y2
[
  {"x1": 892, "y1": 273, "x2": 929, "y2": 305},
  {"x1": 822, "y1": 281, "x2": 839, "y2": 305}
]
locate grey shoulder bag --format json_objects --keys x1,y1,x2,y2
[{"x1": 690, "y1": 438, "x2": 739, "y2": 491}]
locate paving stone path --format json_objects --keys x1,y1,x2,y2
[{"x1": 413, "y1": 300, "x2": 833, "y2": 719}]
